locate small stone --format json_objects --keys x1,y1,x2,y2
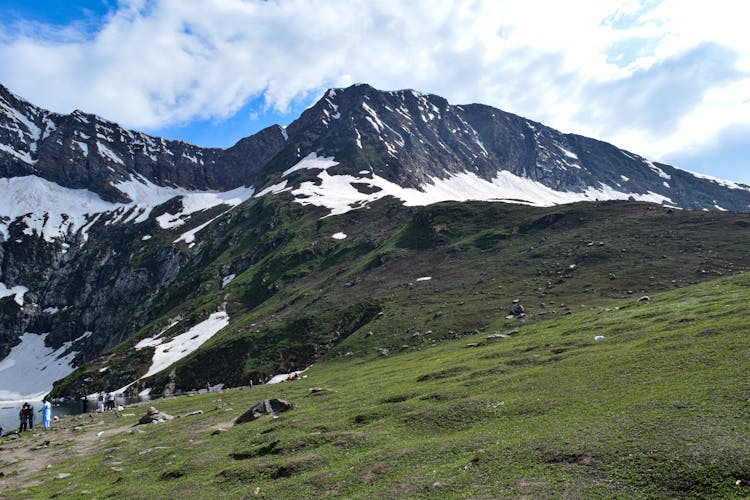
[
  {"x1": 594, "y1": 335, "x2": 605, "y2": 340},
  {"x1": 54, "y1": 473, "x2": 71, "y2": 479},
  {"x1": 638, "y1": 295, "x2": 650, "y2": 303},
  {"x1": 487, "y1": 333, "x2": 510, "y2": 339}
]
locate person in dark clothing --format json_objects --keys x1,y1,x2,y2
[
  {"x1": 19, "y1": 403, "x2": 28, "y2": 432},
  {"x1": 81, "y1": 394, "x2": 89, "y2": 413},
  {"x1": 27, "y1": 402, "x2": 34, "y2": 430}
]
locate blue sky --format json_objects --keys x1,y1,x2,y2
[{"x1": 0, "y1": 0, "x2": 747, "y2": 183}]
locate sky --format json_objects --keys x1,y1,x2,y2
[{"x1": 0, "y1": 0, "x2": 747, "y2": 183}]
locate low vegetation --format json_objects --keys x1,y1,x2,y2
[{"x1": 4, "y1": 272, "x2": 748, "y2": 498}]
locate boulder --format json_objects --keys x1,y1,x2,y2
[
  {"x1": 510, "y1": 303, "x2": 525, "y2": 316},
  {"x1": 235, "y1": 399, "x2": 293, "y2": 425}
]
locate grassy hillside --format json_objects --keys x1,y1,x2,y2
[
  {"x1": 6, "y1": 272, "x2": 749, "y2": 498},
  {"x1": 51, "y1": 198, "x2": 750, "y2": 397}
]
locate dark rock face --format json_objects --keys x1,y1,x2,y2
[
  {"x1": 278, "y1": 84, "x2": 750, "y2": 212},
  {"x1": 0, "y1": 84, "x2": 286, "y2": 202},
  {"x1": 3, "y1": 82, "x2": 750, "y2": 210}
]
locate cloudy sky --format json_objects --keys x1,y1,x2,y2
[{"x1": 0, "y1": 0, "x2": 747, "y2": 183}]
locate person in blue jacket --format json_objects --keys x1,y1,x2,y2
[{"x1": 39, "y1": 398, "x2": 52, "y2": 430}]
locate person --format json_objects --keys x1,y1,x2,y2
[
  {"x1": 0, "y1": 424, "x2": 3, "y2": 437},
  {"x1": 106, "y1": 393, "x2": 114, "y2": 411},
  {"x1": 97, "y1": 391, "x2": 105, "y2": 412},
  {"x1": 39, "y1": 398, "x2": 52, "y2": 430},
  {"x1": 138, "y1": 406, "x2": 173, "y2": 425},
  {"x1": 81, "y1": 394, "x2": 89, "y2": 413},
  {"x1": 19, "y1": 403, "x2": 28, "y2": 432},
  {"x1": 27, "y1": 402, "x2": 34, "y2": 430}
]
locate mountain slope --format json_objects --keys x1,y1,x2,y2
[
  {"x1": 2, "y1": 82, "x2": 750, "y2": 401},
  {"x1": 4, "y1": 272, "x2": 749, "y2": 498},
  {"x1": 44, "y1": 198, "x2": 750, "y2": 399}
]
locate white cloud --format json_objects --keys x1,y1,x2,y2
[{"x1": 0, "y1": 0, "x2": 747, "y2": 175}]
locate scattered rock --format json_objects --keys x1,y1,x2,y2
[
  {"x1": 465, "y1": 343, "x2": 480, "y2": 348},
  {"x1": 235, "y1": 399, "x2": 293, "y2": 425},
  {"x1": 594, "y1": 335, "x2": 605, "y2": 341},
  {"x1": 138, "y1": 446, "x2": 169, "y2": 455},
  {"x1": 53, "y1": 473, "x2": 71, "y2": 479},
  {"x1": 377, "y1": 347, "x2": 390, "y2": 356},
  {"x1": 309, "y1": 387, "x2": 328, "y2": 393},
  {"x1": 487, "y1": 333, "x2": 510, "y2": 339},
  {"x1": 433, "y1": 310, "x2": 443, "y2": 319},
  {"x1": 211, "y1": 429, "x2": 228, "y2": 435},
  {"x1": 180, "y1": 410, "x2": 204, "y2": 418},
  {"x1": 510, "y1": 303, "x2": 525, "y2": 316},
  {"x1": 130, "y1": 428, "x2": 143, "y2": 434},
  {"x1": 638, "y1": 295, "x2": 650, "y2": 303}
]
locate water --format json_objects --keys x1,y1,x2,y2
[{"x1": 0, "y1": 395, "x2": 150, "y2": 434}]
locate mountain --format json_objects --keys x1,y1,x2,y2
[{"x1": 1, "y1": 82, "x2": 750, "y2": 401}]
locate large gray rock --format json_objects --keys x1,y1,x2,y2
[{"x1": 234, "y1": 399, "x2": 293, "y2": 424}]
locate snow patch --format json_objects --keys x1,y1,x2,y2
[
  {"x1": 557, "y1": 145, "x2": 578, "y2": 159},
  {"x1": 222, "y1": 274, "x2": 236, "y2": 288},
  {"x1": 331, "y1": 232, "x2": 347, "y2": 240},
  {"x1": 139, "y1": 311, "x2": 229, "y2": 379},
  {"x1": 97, "y1": 142, "x2": 125, "y2": 165},
  {"x1": 282, "y1": 153, "x2": 339, "y2": 177},
  {"x1": 255, "y1": 180, "x2": 289, "y2": 197},
  {"x1": 0, "y1": 282, "x2": 28, "y2": 306},
  {"x1": 415, "y1": 276, "x2": 432, "y2": 281},
  {"x1": 645, "y1": 161, "x2": 671, "y2": 180},
  {"x1": 0, "y1": 332, "x2": 79, "y2": 400},
  {"x1": 266, "y1": 367, "x2": 310, "y2": 385},
  {"x1": 290, "y1": 160, "x2": 674, "y2": 217},
  {"x1": 686, "y1": 170, "x2": 750, "y2": 192}
]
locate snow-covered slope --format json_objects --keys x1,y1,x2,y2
[{"x1": 284, "y1": 153, "x2": 674, "y2": 217}]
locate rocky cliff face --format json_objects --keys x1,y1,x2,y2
[
  {"x1": 275, "y1": 84, "x2": 750, "y2": 211},
  {"x1": 0, "y1": 84, "x2": 287, "y2": 203}
]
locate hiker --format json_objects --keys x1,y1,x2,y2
[
  {"x1": 106, "y1": 392, "x2": 115, "y2": 411},
  {"x1": 81, "y1": 394, "x2": 89, "y2": 413},
  {"x1": 97, "y1": 391, "x2": 105, "y2": 412},
  {"x1": 27, "y1": 402, "x2": 34, "y2": 430},
  {"x1": 19, "y1": 403, "x2": 28, "y2": 432},
  {"x1": 39, "y1": 398, "x2": 52, "y2": 430}
]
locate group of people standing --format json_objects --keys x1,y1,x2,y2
[
  {"x1": 18, "y1": 399, "x2": 52, "y2": 432},
  {"x1": 97, "y1": 391, "x2": 117, "y2": 412}
]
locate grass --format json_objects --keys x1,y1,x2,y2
[{"x1": 6, "y1": 272, "x2": 749, "y2": 498}]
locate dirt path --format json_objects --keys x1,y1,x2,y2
[{"x1": 0, "y1": 414, "x2": 136, "y2": 495}]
